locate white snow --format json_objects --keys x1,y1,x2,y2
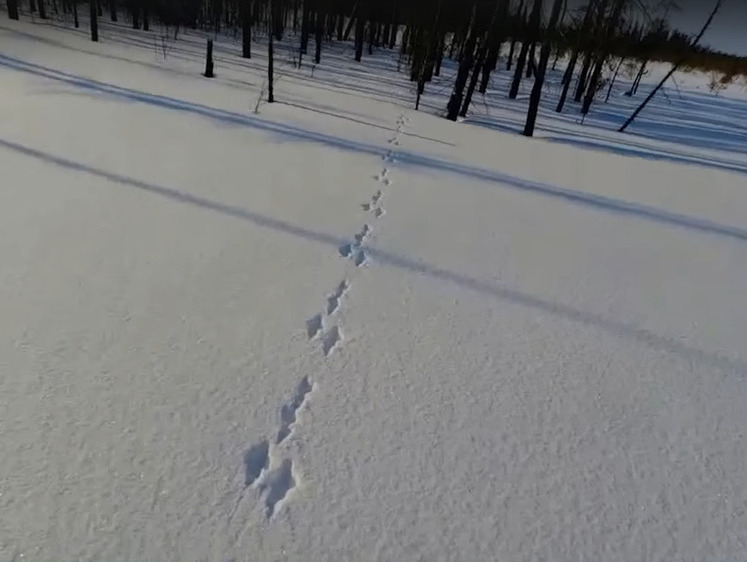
[{"x1": 1, "y1": 15, "x2": 747, "y2": 561}]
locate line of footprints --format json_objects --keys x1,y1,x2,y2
[{"x1": 237, "y1": 113, "x2": 408, "y2": 521}]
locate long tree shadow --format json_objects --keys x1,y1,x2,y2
[
  {"x1": 1, "y1": 136, "x2": 745, "y2": 376},
  {"x1": 2, "y1": 53, "x2": 747, "y2": 245}
]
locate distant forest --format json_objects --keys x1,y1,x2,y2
[{"x1": 4, "y1": 0, "x2": 741, "y2": 135}]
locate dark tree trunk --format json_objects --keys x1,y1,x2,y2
[
  {"x1": 7, "y1": 0, "x2": 19, "y2": 18},
  {"x1": 524, "y1": 0, "x2": 564, "y2": 136},
  {"x1": 506, "y1": 38, "x2": 516, "y2": 70},
  {"x1": 446, "y1": 30, "x2": 478, "y2": 121},
  {"x1": 38, "y1": 0, "x2": 48, "y2": 18},
  {"x1": 434, "y1": 35, "x2": 444, "y2": 76},
  {"x1": 573, "y1": 50, "x2": 592, "y2": 102},
  {"x1": 315, "y1": 12, "x2": 324, "y2": 63},
  {"x1": 526, "y1": 42, "x2": 536, "y2": 77},
  {"x1": 605, "y1": 56, "x2": 625, "y2": 102},
  {"x1": 89, "y1": 0, "x2": 99, "y2": 40},
  {"x1": 508, "y1": 41, "x2": 530, "y2": 98},
  {"x1": 354, "y1": 15, "x2": 364, "y2": 61},
  {"x1": 300, "y1": 0, "x2": 310, "y2": 54},
  {"x1": 142, "y1": 1, "x2": 149, "y2": 30},
  {"x1": 389, "y1": 23, "x2": 398, "y2": 48},
  {"x1": 336, "y1": 11, "x2": 344, "y2": 40},
  {"x1": 204, "y1": 38, "x2": 215, "y2": 77},
  {"x1": 109, "y1": 0, "x2": 116, "y2": 21},
  {"x1": 30, "y1": 0, "x2": 36, "y2": 12},
  {"x1": 132, "y1": 2, "x2": 140, "y2": 28},
  {"x1": 73, "y1": 0, "x2": 79, "y2": 26},
  {"x1": 368, "y1": 20, "x2": 375, "y2": 55},
  {"x1": 631, "y1": 59, "x2": 646, "y2": 94},
  {"x1": 556, "y1": 51, "x2": 578, "y2": 112},
  {"x1": 96, "y1": 0, "x2": 101, "y2": 17},
  {"x1": 242, "y1": 0, "x2": 251, "y2": 58},
  {"x1": 460, "y1": 44, "x2": 486, "y2": 117},
  {"x1": 268, "y1": 19, "x2": 275, "y2": 102}
]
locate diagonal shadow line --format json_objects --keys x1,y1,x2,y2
[
  {"x1": 545, "y1": 136, "x2": 747, "y2": 177},
  {"x1": 2, "y1": 136, "x2": 745, "y2": 376},
  {"x1": 2, "y1": 53, "x2": 747, "y2": 245}
]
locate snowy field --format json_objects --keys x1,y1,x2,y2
[{"x1": 1, "y1": 14, "x2": 747, "y2": 561}]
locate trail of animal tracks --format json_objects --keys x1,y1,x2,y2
[{"x1": 2, "y1": 16, "x2": 747, "y2": 562}]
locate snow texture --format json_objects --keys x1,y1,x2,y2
[{"x1": 1, "y1": 14, "x2": 747, "y2": 562}]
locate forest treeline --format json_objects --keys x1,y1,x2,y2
[{"x1": 4, "y1": 0, "x2": 739, "y2": 135}]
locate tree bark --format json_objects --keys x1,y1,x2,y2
[
  {"x1": 109, "y1": 0, "x2": 117, "y2": 21},
  {"x1": 73, "y1": 0, "x2": 79, "y2": 26},
  {"x1": 38, "y1": 0, "x2": 47, "y2": 18}
]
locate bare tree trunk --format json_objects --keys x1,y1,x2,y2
[
  {"x1": 268, "y1": 16, "x2": 275, "y2": 102},
  {"x1": 315, "y1": 12, "x2": 324, "y2": 63},
  {"x1": 300, "y1": 0, "x2": 310, "y2": 54},
  {"x1": 142, "y1": 1, "x2": 148, "y2": 30},
  {"x1": 354, "y1": 14, "x2": 364, "y2": 61},
  {"x1": 524, "y1": 0, "x2": 564, "y2": 136},
  {"x1": 242, "y1": 0, "x2": 252, "y2": 58},
  {"x1": 506, "y1": 37, "x2": 516, "y2": 70},
  {"x1": 460, "y1": 43, "x2": 486, "y2": 117},
  {"x1": 620, "y1": 0, "x2": 723, "y2": 132},
  {"x1": 73, "y1": 0, "x2": 79, "y2": 26},
  {"x1": 605, "y1": 56, "x2": 625, "y2": 102},
  {"x1": 89, "y1": 0, "x2": 99, "y2": 41},
  {"x1": 38, "y1": 0, "x2": 47, "y2": 18},
  {"x1": 109, "y1": 0, "x2": 116, "y2": 21},
  {"x1": 6, "y1": 0, "x2": 19, "y2": 19},
  {"x1": 204, "y1": 39, "x2": 214, "y2": 77}
]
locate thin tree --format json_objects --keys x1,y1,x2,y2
[
  {"x1": 619, "y1": 0, "x2": 723, "y2": 132},
  {"x1": 90, "y1": 0, "x2": 99, "y2": 41},
  {"x1": 38, "y1": 0, "x2": 48, "y2": 18},
  {"x1": 524, "y1": 0, "x2": 565, "y2": 136},
  {"x1": 268, "y1": 0, "x2": 275, "y2": 103},
  {"x1": 242, "y1": 0, "x2": 252, "y2": 58}
]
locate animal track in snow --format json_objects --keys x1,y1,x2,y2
[
  {"x1": 326, "y1": 279, "x2": 350, "y2": 315},
  {"x1": 244, "y1": 440, "x2": 270, "y2": 487},
  {"x1": 276, "y1": 376, "x2": 313, "y2": 444},
  {"x1": 374, "y1": 207, "x2": 385, "y2": 218},
  {"x1": 259, "y1": 459, "x2": 296, "y2": 518},
  {"x1": 306, "y1": 314, "x2": 323, "y2": 340},
  {"x1": 354, "y1": 225, "x2": 371, "y2": 245},
  {"x1": 339, "y1": 242, "x2": 356, "y2": 258},
  {"x1": 354, "y1": 249, "x2": 367, "y2": 267},
  {"x1": 372, "y1": 190, "x2": 382, "y2": 204},
  {"x1": 321, "y1": 325, "x2": 342, "y2": 356}
]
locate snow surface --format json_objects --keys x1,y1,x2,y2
[{"x1": 1, "y1": 14, "x2": 747, "y2": 562}]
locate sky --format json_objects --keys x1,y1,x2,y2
[
  {"x1": 565, "y1": 0, "x2": 747, "y2": 56},
  {"x1": 673, "y1": 0, "x2": 747, "y2": 55}
]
